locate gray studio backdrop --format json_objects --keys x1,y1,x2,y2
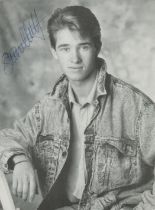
[
  {"x1": 0, "y1": 0, "x2": 155, "y2": 209},
  {"x1": 0, "y1": 0, "x2": 155, "y2": 129}
]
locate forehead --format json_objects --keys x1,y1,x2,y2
[{"x1": 54, "y1": 27, "x2": 92, "y2": 47}]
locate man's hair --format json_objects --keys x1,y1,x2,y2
[{"x1": 47, "y1": 6, "x2": 102, "y2": 51}]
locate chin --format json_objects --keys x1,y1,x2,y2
[{"x1": 67, "y1": 75, "x2": 85, "y2": 82}]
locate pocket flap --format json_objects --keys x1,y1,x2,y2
[{"x1": 95, "y1": 136, "x2": 137, "y2": 156}]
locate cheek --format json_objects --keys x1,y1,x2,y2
[
  {"x1": 57, "y1": 55, "x2": 68, "y2": 66},
  {"x1": 84, "y1": 53, "x2": 96, "y2": 66}
]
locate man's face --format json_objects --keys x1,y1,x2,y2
[{"x1": 52, "y1": 28, "x2": 99, "y2": 83}]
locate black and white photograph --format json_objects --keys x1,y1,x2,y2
[{"x1": 0, "y1": 1, "x2": 155, "y2": 210}]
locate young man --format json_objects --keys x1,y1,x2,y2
[{"x1": 0, "y1": 5, "x2": 155, "y2": 210}]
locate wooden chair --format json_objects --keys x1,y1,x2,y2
[{"x1": 0, "y1": 170, "x2": 19, "y2": 210}]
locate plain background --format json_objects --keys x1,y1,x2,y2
[{"x1": 0, "y1": 0, "x2": 155, "y2": 209}]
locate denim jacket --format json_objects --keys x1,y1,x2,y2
[{"x1": 0, "y1": 59, "x2": 155, "y2": 210}]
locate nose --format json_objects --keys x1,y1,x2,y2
[{"x1": 70, "y1": 48, "x2": 81, "y2": 63}]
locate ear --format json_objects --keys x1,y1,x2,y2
[{"x1": 50, "y1": 47, "x2": 58, "y2": 59}]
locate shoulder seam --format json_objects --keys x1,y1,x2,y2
[{"x1": 111, "y1": 75, "x2": 154, "y2": 104}]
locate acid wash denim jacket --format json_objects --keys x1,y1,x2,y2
[{"x1": 0, "y1": 59, "x2": 155, "y2": 210}]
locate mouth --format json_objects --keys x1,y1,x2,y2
[{"x1": 68, "y1": 66, "x2": 83, "y2": 70}]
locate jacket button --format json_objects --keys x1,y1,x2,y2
[{"x1": 62, "y1": 151, "x2": 67, "y2": 157}]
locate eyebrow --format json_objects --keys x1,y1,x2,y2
[
  {"x1": 57, "y1": 42, "x2": 92, "y2": 49},
  {"x1": 57, "y1": 44, "x2": 70, "y2": 49},
  {"x1": 79, "y1": 42, "x2": 92, "y2": 46}
]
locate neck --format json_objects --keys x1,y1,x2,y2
[{"x1": 69, "y1": 70, "x2": 97, "y2": 101}]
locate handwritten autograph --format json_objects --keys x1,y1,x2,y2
[{"x1": 2, "y1": 9, "x2": 45, "y2": 72}]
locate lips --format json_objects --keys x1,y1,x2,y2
[{"x1": 68, "y1": 66, "x2": 83, "y2": 69}]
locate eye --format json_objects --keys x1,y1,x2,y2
[
  {"x1": 81, "y1": 45, "x2": 90, "y2": 51},
  {"x1": 61, "y1": 47, "x2": 70, "y2": 52}
]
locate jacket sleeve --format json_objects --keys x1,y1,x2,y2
[
  {"x1": 132, "y1": 101, "x2": 155, "y2": 210},
  {"x1": 0, "y1": 101, "x2": 42, "y2": 173}
]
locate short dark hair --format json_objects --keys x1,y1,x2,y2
[{"x1": 47, "y1": 6, "x2": 102, "y2": 51}]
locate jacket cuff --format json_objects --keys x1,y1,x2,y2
[{"x1": 0, "y1": 150, "x2": 30, "y2": 173}]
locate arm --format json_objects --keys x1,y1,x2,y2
[
  {"x1": 0, "y1": 101, "x2": 42, "y2": 172},
  {"x1": 132, "y1": 102, "x2": 155, "y2": 210},
  {"x1": 0, "y1": 101, "x2": 42, "y2": 202}
]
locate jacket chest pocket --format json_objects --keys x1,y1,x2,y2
[{"x1": 90, "y1": 137, "x2": 138, "y2": 194}]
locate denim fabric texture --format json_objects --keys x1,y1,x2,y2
[{"x1": 0, "y1": 59, "x2": 155, "y2": 210}]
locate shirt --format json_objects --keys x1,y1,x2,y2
[{"x1": 65, "y1": 71, "x2": 106, "y2": 202}]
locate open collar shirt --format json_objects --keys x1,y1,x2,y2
[{"x1": 66, "y1": 67, "x2": 107, "y2": 202}]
